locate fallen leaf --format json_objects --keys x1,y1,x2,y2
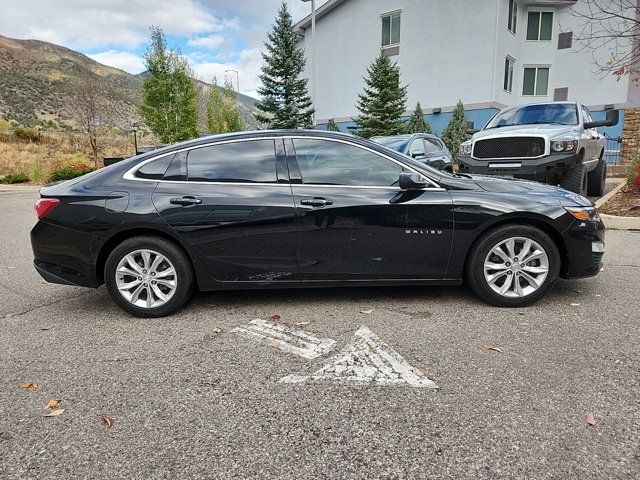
[
  {"x1": 101, "y1": 416, "x2": 115, "y2": 428},
  {"x1": 270, "y1": 314, "x2": 281, "y2": 321},
  {"x1": 570, "y1": 303, "x2": 581, "y2": 306},
  {"x1": 211, "y1": 327, "x2": 222, "y2": 334},
  {"x1": 44, "y1": 408, "x2": 65, "y2": 417},
  {"x1": 482, "y1": 344, "x2": 503, "y2": 353},
  {"x1": 44, "y1": 399, "x2": 58, "y2": 410},
  {"x1": 22, "y1": 382, "x2": 38, "y2": 390},
  {"x1": 586, "y1": 412, "x2": 597, "y2": 426},
  {"x1": 362, "y1": 346, "x2": 373, "y2": 357},
  {"x1": 594, "y1": 294, "x2": 602, "y2": 298},
  {"x1": 271, "y1": 338, "x2": 284, "y2": 346},
  {"x1": 427, "y1": 370, "x2": 436, "y2": 380},
  {"x1": 359, "y1": 309, "x2": 374, "y2": 315},
  {"x1": 40, "y1": 324, "x2": 54, "y2": 331},
  {"x1": 295, "y1": 321, "x2": 310, "y2": 326},
  {"x1": 413, "y1": 367, "x2": 425, "y2": 377},
  {"x1": 62, "y1": 444, "x2": 72, "y2": 452}
]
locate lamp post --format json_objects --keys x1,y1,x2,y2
[
  {"x1": 225, "y1": 69, "x2": 240, "y2": 100},
  {"x1": 132, "y1": 122, "x2": 139, "y2": 155},
  {"x1": 301, "y1": 0, "x2": 316, "y2": 127}
]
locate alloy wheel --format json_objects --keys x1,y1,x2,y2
[
  {"x1": 115, "y1": 249, "x2": 177, "y2": 309},
  {"x1": 483, "y1": 237, "x2": 549, "y2": 298}
]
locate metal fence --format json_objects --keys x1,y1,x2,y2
[{"x1": 603, "y1": 135, "x2": 622, "y2": 165}]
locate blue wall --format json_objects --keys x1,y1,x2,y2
[{"x1": 319, "y1": 107, "x2": 625, "y2": 140}]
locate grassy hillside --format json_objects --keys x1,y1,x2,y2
[{"x1": 0, "y1": 35, "x2": 262, "y2": 130}]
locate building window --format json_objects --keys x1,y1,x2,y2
[
  {"x1": 382, "y1": 12, "x2": 401, "y2": 46},
  {"x1": 558, "y1": 31, "x2": 573, "y2": 50},
  {"x1": 526, "y1": 11, "x2": 553, "y2": 41},
  {"x1": 523, "y1": 67, "x2": 549, "y2": 95},
  {"x1": 504, "y1": 57, "x2": 515, "y2": 92},
  {"x1": 508, "y1": 0, "x2": 517, "y2": 34}
]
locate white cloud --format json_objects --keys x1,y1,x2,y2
[
  {"x1": 187, "y1": 34, "x2": 225, "y2": 49},
  {"x1": 191, "y1": 47, "x2": 263, "y2": 98},
  {"x1": 0, "y1": 0, "x2": 226, "y2": 49},
  {"x1": 87, "y1": 50, "x2": 146, "y2": 74}
]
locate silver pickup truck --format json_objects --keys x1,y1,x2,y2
[{"x1": 458, "y1": 102, "x2": 619, "y2": 196}]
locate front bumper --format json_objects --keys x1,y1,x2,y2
[
  {"x1": 458, "y1": 152, "x2": 580, "y2": 181},
  {"x1": 561, "y1": 217, "x2": 606, "y2": 279}
]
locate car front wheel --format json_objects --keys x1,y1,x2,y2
[
  {"x1": 466, "y1": 225, "x2": 560, "y2": 307},
  {"x1": 105, "y1": 236, "x2": 194, "y2": 317}
]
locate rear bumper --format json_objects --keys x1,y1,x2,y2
[
  {"x1": 458, "y1": 152, "x2": 580, "y2": 181},
  {"x1": 31, "y1": 221, "x2": 100, "y2": 288}
]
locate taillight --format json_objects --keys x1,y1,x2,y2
[{"x1": 35, "y1": 198, "x2": 60, "y2": 219}]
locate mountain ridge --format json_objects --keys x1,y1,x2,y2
[{"x1": 0, "y1": 34, "x2": 262, "y2": 130}]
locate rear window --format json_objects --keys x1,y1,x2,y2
[
  {"x1": 135, "y1": 154, "x2": 174, "y2": 179},
  {"x1": 186, "y1": 140, "x2": 278, "y2": 183}
]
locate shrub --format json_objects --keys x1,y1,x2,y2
[
  {"x1": 49, "y1": 164, "x2": 95, "y2": 182},
  {"x1": 627, "y1": 154, "x2": 640, "y2": 191},
  {"x1": 13, "y1": 127, "x2": 41, "y2": 142},
  {"x1": 0, "y1": 172, "x2": 30, "y2": 184}
]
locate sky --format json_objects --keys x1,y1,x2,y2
[{"x1": 0, "y1": 0, "x2": 328, "y2": 99}]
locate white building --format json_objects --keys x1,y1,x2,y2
[{"x1": 294, "y1": 0, "x2": 638, "y2": 141}]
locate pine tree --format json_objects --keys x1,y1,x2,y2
[
  {"x1": 326, "y1": 118, "x2": 340, "y2": 132},
  {"x1": 256, "y1": 2, "x2": 314, "y2": 128},
  {"x1": 206, "y1": 77, "x2": 243, "y2": 134},
  {"x1": 139, "y1": 27, "x2": 198, "y2": 143},
  {"x1": 407, "y1": 102, "x2": 432, "y2": 134},
  {"x1": 441, "y1": 100, "x2": 470, "y2": 159},
  {"x1": 354, "y1": 53, "x2": 408, "y2": 138}
]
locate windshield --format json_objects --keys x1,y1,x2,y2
[
  {"x1": 370, "y1": 137, "x2": 409, "y2": 152},
  {"x1": 485, "y1": 103, "x2": 578, "y2": 129}
]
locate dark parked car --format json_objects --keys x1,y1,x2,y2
[
  {"x1": 32, "y1": 130, "x2": 604, "y2": 317},
  {"x1": 371, "y1": 133, "x2": 454, "y2": 172}
]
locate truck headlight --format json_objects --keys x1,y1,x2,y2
[
  {"x1": 460, "y1": 141, "x2": 472, "y2": 156},
  {"x1": 551, "y1": 140, "x2": 577, "y2": 152}
]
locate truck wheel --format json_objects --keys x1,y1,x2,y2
[
  {"x1": 560, "y1": 161, "x2": 588, "y2": 196},
  {"x1": 587, "y1": 156, "x2": 607, "y2": 197}
]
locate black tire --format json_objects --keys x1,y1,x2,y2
[
  {"x1": 465, "y1": 224, "x2": 561, "y2": 307},
  {"x1": 587, "y1": 154, "x2": 607, "y2": 197},
  {"x1": 104, "y1": 236, "x2": 194, "y2": 317},
  {"x1": 560, "y1": 159, "x2": 588, "y2": 196}
]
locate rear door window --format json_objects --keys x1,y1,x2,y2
[{"x1": 186, "y1": 140, "x2": 278, "y2": 183}]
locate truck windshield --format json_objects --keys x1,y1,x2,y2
[{"x1": 485, "y1": 104, "x2": 578, "y2": 129}]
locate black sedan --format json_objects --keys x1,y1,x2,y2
[
  {"x1": 371, "y1": 133, "x2": 454, "y2": 172},
  {"x1": 31, "y1": 130, "x2": 605, "y2": 317}
]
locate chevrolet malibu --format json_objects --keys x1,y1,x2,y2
[{"x1": 31, "y1": 130, "x2": 605, "y2": 317}]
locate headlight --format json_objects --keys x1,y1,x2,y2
[
  {"x1": 551, "y1": 140, "x2": 577, "y2": 152},
  {"x1": 460, "y1": 141, "x2": 472, "y2": 156},
  {"x1": 563, "y1": 205, "x2": 600, "y2": 222}
]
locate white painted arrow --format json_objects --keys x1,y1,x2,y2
[
  {"x1": 280, "y1": 326, "x2": 437, "y2": 388},
  {"x1": 231, "y1": 319, "x2": 336, "y2": 359}
]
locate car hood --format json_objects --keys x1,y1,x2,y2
[
  {"x1": 466, "y1": 174, "x2": 592, "y2": 206},
  {"x1": 473, "y1": 124, "x2": 579, "y2": 140}
]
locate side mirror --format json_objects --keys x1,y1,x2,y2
[
  {"x1": 466, "y1": 121, "x2": 479, "y2": 135},
  {"x1": 411, "y1": 151, "x2": 426, "y2": 159},
  {"x1": 584, "y1": 109, "x2": 619, "y2": 129},
  {"x1": 399, "y1": 172, "x2": 428, "y2": 190}
]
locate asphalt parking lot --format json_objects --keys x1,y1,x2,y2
[{"x1": 1, "y1": 186, "x2": 639, "y2": 479}]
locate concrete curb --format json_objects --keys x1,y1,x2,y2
[{"x1": 595, "y1": 179, "x2": 640, "y2": 230}]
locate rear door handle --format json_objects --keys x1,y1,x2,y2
[
  {"x1": 170, "y1": 196, "x2": 202, "y2": 206},
  {"x1": 300, "y1": 197, "x2": 333, "y2": 207}
]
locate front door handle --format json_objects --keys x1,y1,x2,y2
[
  {"x1": 300, "y1": 197, "x2": 333, "y2": 207},
  {"x1": 170, "y1": 196, "x2": 202, "y2": 206}
]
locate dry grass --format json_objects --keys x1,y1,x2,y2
[{"x1": 0, "y1": 130, "x2": 147, "y2": 183}]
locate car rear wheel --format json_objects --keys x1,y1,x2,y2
[
  {"x1": 587, "y1": 155, "x2": 607, "y2": 197},
  {"x1": 105, "y1": 236, "x2": 193, "y2": 317},
  {"x1": 560, "y1": 159, "x2": 588, "y2": 196},
  {"x1": 465, "y1": 224, "x2": 560, "y2": 307}
]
